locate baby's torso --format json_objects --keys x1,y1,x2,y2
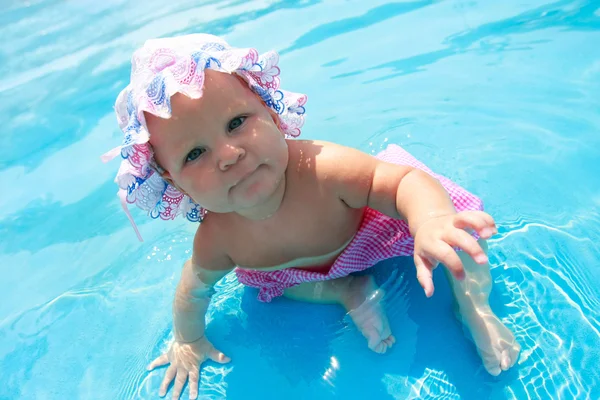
[
  {"x1": 229, "y1": 203, "x2": 362, "y2": 273},
  {"x1": 202, "y1": 141, "x2": 365, "y2": 273}
]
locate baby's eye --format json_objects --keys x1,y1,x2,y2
[
  {"x1": 228, "y1": 116, "x2": 247, "y2": 132},
  {"x1": 186, "y1": 147, "x2": 205, "y2": 163}
]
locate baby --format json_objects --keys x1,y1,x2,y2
[{"x1": 103, "y1": 34, "x2": 520, "y2": 399}]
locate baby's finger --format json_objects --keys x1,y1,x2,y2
[
  {"x1": 454, "y1": 212, "x2": 497, "y2": 237},
  {"x1": 431, "y1": 242, "x2": 466, "y2": 280},
  {"x1": 147, "y1": 353, "x2": 169, "y2": 371},
  {"x1": 188, "y1": 368, "x2": 200, "y2": 400},
  {"x1": 159, "y1": 365, "x2": 176, "y2": 397},
  {"x1": 209, "y1": 348, "x2": 231, "y2": 364},
  {"x1": 445, "y1": 229, "x2": 488, "y2": 264},
  {"x1": 478, "y1": 211, "x2": 496, "y2": 228},
  {"x1": 171, "y1": 370, "x2": 187, "y2": 400},
  {"x1": 414, "y1": 256, "x2": 435, "y2": 298}
]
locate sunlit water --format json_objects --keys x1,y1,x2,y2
[{"x1": 1, "y1": 0, "x2": 599, "y2": 399}]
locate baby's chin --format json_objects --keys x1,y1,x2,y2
[
  {"x1": 231, "y1": 191, "x2": 276, "y2": 211},
  {"x1": 233, "y1": 170, "x2": 281, "y2": 198},
  {"x1": 197, "y1": 195, "x2": 271, "y2": 215}
]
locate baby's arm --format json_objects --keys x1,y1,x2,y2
[
  {"x1": 147, "y1": 229, "x2": 234, "y2": 400},
  {"x1": 172, "y1": 258, "x2": 227, "y2": 343},
  {"x1": 317, "y1": 141, "x2": 497, "y2": 296},
  {"x1": 324, "y1": 143, "x2": 455, "y2": 234}
]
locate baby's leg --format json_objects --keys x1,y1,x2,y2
[
  {"x1": 445, "y1": 239, "x2": 521, "y2": 375},
  {"x1": 283, "y1": 276, "x2": 395, "y2": 354}
]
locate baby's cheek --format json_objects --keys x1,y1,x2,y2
[
  {"x1": 193, "y1": 175, "x2": 219, "y2": 197},
  {"x1": 276, "y1": 141, "x2": 289, "y2": 165}
]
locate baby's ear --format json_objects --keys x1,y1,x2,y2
[
  {"x1": 160, "y1": 170, "x2": 175, "y2": 186},
  {"x1": 160, "y1": 170, "x2": 189, "y2": 197}
]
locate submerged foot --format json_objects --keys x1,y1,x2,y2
[
  {"x1": 457, "y1": 304, "x2": 521, "y2": 376},
  {"x1": 343, "y1": 275, "x2": 395, "y2": 354}
]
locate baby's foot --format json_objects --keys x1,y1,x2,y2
[
  {"x1": 343, "y1": 275, "x2": 396, "y2": 354},
  {"x1": 457, "y1": 305, "x2": 521, "y2": 376}
]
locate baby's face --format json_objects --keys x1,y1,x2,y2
[{"x1": 146, "y1": 70, "x2": 289, "y2": 214}]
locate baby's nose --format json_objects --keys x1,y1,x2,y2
[{"x1": 218, "y1": 144, "x2": 245, "y2": 171}]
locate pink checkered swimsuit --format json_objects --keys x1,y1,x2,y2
[{"x1": 235, "y1": 144, "x2": 484, "y2": 302}]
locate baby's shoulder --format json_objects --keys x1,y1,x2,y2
[
  {"x1": 287, "y1": 139, "x2": 378, "y2": 181},
  {"x1": 288, "y1": 139, "x2": 373, "y2": 164},
  {"x1": 288, "y1": 139, "x2": 352, "y2": 159}
]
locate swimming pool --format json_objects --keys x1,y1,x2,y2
[{"x1": 1, "y1": 0, "x2": 599, "y2": 398}]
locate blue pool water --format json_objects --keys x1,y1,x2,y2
[{"x1": 1, "y1": 0, "x2": 599, "y2": 398}]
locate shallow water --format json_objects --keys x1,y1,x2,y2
[{"x1": 1, "y1": 0, "x2": 599, "y2": 399}]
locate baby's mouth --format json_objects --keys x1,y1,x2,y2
[{"x1": 232, "y1": 165, "x2": 260, "y2": 187}]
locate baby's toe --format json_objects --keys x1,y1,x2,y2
[
  {"x1": 373, "y1": 341, "x2": 388, "y2": 354},
  {"x1": 383, "y1": 336, "x2": 395, "y2": 348},
  {"x1": 509, "y1": 343, "x2": 521, "y2": 367},
  {"x1": 500, "y1": 350, "x2": 511, "y2": 370},
  {"x1": 486, "y1": 361, "x2": 502, "y2": 376}
]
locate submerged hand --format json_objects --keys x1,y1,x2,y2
[
  {"x1": 147, "y1": 336, "x2": 230, "y2": 400},
  {"x1": 413, "y1": 211, "x2": 497, "y2": 297}
]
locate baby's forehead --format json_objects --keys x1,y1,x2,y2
[
  {"x1": 145, "y1": 72, "x2": 258, "y2": 137},
  {"x1": 174, "y1": 71, "x2": 253, "y2": 114},
  {"x1": 203, "y1": 70, "x2": 256, "y2": 103},
  {"x1": 146, "y1": 73, "x2": 244, "y2": 122}
]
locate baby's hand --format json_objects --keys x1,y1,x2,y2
[
  {"x1": 413, "y1": 211, "x2": 497, "y2": 297},
  {"x1": 147, "y1": 336, "x2": 230, "y2": 399}
]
